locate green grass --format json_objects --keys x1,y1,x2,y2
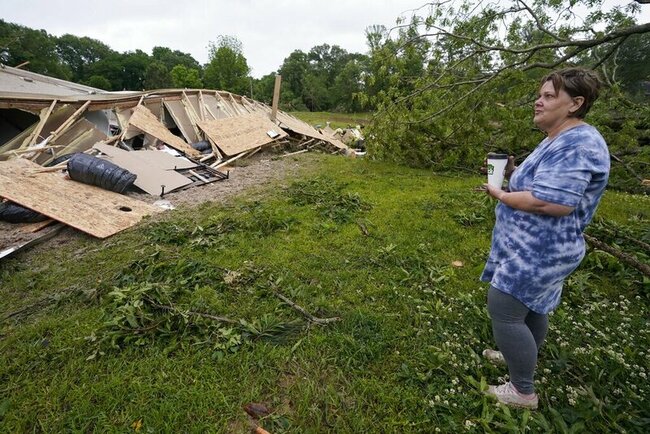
[
  {"x1": 290, "y1": 111, "x2": 371, "y2": 129},
  {"x1": 1, "y1": 154, "x2": 649, "y2": 432}
]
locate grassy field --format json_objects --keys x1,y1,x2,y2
[
  {"x1": 1, "y1": 154, "x2": 649, "y2": 432},
  {"x1": 290, "y1": 112, "x2": 371, "y2": 129}
]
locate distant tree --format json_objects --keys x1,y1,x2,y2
[
  {"x1": 0, "y1": 20, "x2": 68, "y2": 79},
  {"x1": 144, "y1": 60, "x2": 172, "y2": 89},
  {"x1": 170, "y1": 64, "x2": 203, "y2": 88},
  {"x1": 85, "y1": 53, "x2": 126, "y2": 90},
  {"x1": 278, "y1": 50, "x2": 309, "y2": 100},
  {"x1": 120, "y1": 50, "x2": 151, "y2": 90},
  {"x1": 203, "y1": 35, "x2": 250, "y2": 94},
  {"x1": 302, "y1": 73, "x2": 330, "y2": 111},
  {"x1": 151, "y1": 46, "x2": 201, "y2": 72},
  {"x1": 84, "y1": 75, "x2": 112, "y2": 90},
  {"x1": 253, "y1": 73, "x2": 276, "y2": 104},
  {"x1": 333, "y1": 58, "x2": 367, "y2": 112},
  {"x1": 56, "y1": 34, "x2": 115, "y2": 83},
  {"x1": 307, "y1": 44, "x2": 351, "y2": 84}
]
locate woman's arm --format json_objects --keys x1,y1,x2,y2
[{"x1": 484, "y1": 184, "x2": 575, "y2": 217}]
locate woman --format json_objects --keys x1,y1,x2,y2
[{"x1": 481, "y1": 68, "x2": 610, "y2": 409}]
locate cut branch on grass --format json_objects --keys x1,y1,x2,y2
[
  {"x1": 272, "y1": 291, "x2": 340, "y2": 325},
  {"x1": 146, "y1": 298, "x2": 240, "y2": 324},
  {"x1": 584, "y1": 233, "x2": 650, "y2": 278}
]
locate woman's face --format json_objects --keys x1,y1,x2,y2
[{"x1": 533, "y1": 80, "x2": 581, "y2": 133}]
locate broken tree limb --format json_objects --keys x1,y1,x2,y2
[
  {"x1": 611, "y1": 153, "x2": 644, "y2": 183},
  {"x1": 146, "y1": 299, "x2": 239, "y2": 324},
  {"x1": 272, "y1": 291, "x2": 340, "y2": 325},
  {"x1": 584, "y1": 233, "x2": 650, "y2": 278}
]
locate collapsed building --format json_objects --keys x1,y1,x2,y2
[{"x1": 0, "y1": 64, "x2": 346, "y2": 258}]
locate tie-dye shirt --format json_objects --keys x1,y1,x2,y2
[{"x1": 481, "y1": 124, "x2": 610, "y2": 314}]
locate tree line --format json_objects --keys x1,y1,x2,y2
[{"x1": 0, "y1": 19, "x2": 377, "y2": 112}]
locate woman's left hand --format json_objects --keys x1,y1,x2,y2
[{"x1": 483, "y1": 183, "x2": 505, "y2": 201}]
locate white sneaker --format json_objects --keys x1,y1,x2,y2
[
  {"x1": 485, "y1": 382, "x2": 538, "y2": 409},
  {"x1": 482, "y1": 348, "x2": 506, "y2": 366}
]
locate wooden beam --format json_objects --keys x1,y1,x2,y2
[
  {"x1": 270, "y1": 74, "x2": 282, "y2": 122},
  {"x1": 23, "y1": 100, "x2": 57, "y2": 148},
  {"x1": 211, "y1": 150, "x2": 251, "y2": 169},
  {"x1": 198, "y1": 91, "x2": 207, "y2": 121},
  {"x1": 181, "y1": 91, "x2": 203, "y2": 141}
]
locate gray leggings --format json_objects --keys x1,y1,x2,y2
[{"x1": 487, "y1": 286, "x2": 549, "y2": 395}]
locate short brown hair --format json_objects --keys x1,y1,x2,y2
[{"x1": 541, "y1": 68, "x2": 602, "y2": 119}]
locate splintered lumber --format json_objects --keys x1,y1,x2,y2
[
  {"x1": 0, "y1": 158, "x2": 158, "y2": 238},
  {"x1": 38, "y1": 118, "x2": 108, "y2": 165},
  {"x1": 48, "y1": 100, "x2": 91, "y2": 142},
  {"x1": 198, "y1": 113, "x2": 287, "y2": 156},
  {"x1": 125, "y1": 105, "x2": 200, "y2": 158}
]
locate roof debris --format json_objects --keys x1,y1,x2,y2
[{"x1": 0, "y1": 64, "x2": 348, "y2": 256}]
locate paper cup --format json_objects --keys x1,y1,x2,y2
[{"x1": 487, "y1": 153, "x2": 508, "y2": 188}]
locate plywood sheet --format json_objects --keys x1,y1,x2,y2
[
  {"x1": 126, "y1": 105, "x2": 200, "y2": 158},
  {"x1": 198, "y1": 114, "x2": 288, "y2": 156},
  {"x1": 0, "y1": 158, "x2": 157, "y2": 238},
  {"x1": 163, "y1": 99, "x2": 199, "y2": 143},
  {"x1": 276, "y1": 111, "x2": 347, "y2": 150},
  {"x1": 135, "y1": 150, "x2": 198, "y2": 170},
  {"x1": 93, "y1": 144, "x2": 192, "y2": 195}
]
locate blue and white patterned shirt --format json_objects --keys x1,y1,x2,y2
[{"x1": 481, "y1": 124, "x2": 610, "y2": 314}]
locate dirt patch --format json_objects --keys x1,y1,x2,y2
[{"x1": 0, "y1": 151, "x2": 323, "y2": 258}]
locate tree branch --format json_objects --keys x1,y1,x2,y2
[
  {"x1": 273, "y1": 291, "x2": 340, "y2": 325},
  {"x1": 517, "y1": 0, "x2": 564, "y2": 42},
  {"x1": 584, "y1": 234, "x2": 650, "y2": 278}
]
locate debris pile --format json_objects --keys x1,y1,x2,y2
[{"x1": 0, "y1": 65, "x2": 347, "y2": 257}]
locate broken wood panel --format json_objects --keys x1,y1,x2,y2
[
  {"x1": 126, "y1": 105, "x2": 200, "y2": 158},
  {"x1": 276, "y1": 111, "x2": 347, "y2": 150},
  {"x1": 163, "y1": 99, "x2": 200, "y2": 143},
  {"x1": 93, "y1": 143, "x2": 193, "y2": 195},
  {"x1": 198, "y1": 114, "x2": 288, "y2": 156},
  {"x1": 0, "y1": 158, "x2": 158, "y2": 238}
]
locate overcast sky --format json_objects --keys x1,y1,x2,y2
[{"x1": 2, "y1": 0, "x2": 649, "y2": 78}]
